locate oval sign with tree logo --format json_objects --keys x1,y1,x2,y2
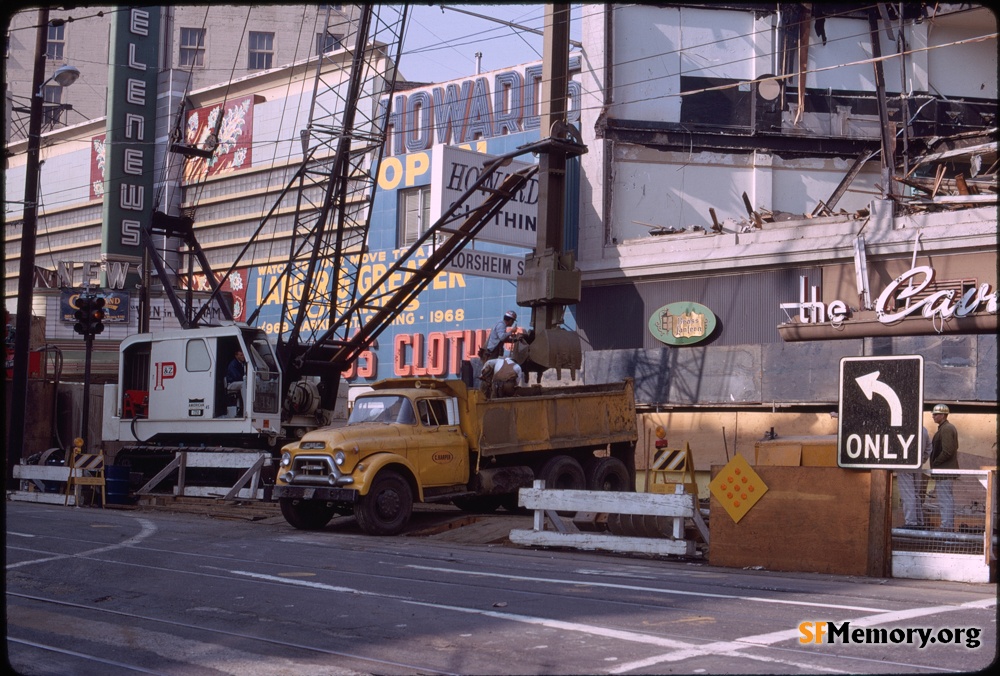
[{"x1": 648, "y1": 302, "x2": 717, "y2": 346}]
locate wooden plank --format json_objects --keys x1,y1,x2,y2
[
  {"x1": 755, "y1": 445, "x2": 801, "y2": 467},
  {"x1": 708, "y1": 465, "x2": 874, "y2": 576},
  {"x1": 13, "y1": 465, "x2": 71, "y2": 481},
  {"x1": 8, "y1": 491, "x2": 77, "y2": 505},
  {"x1": 509, "y1": 529, "x2": 695, "y2": 556},
  {"x1": 174, "y1": 486, "x2": 266, "y2": 500},
  {"x1": 867, "y1": 469, "x2": 892, "y2": 578},
  {"x1": 183, "y1": 452, "x2": 273, "y2": 469},
  {"x1": 518, "y1": 487, "x2": 695, "y2": 517},
  {"x1": 136, "y1": 456, "x2": 182, "y2": 495},
  {"x1": 222, "y1": 456, "x2": 266, "y2": 501}
]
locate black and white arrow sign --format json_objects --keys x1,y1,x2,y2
[{"x1": 838, "y1": 356, "x2": 924, "y2": 469}]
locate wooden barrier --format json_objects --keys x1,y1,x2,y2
[
  {"x1": 135, "y1": 451, "x2": 273, "y2": 501},
  {"x1": 10, "y1": 464, "x2": 76, "y2": 505},
  {"x1": 64, "y1": 451, "x2": 106, "y2": 507},
  {"x1": 509, "y1": 480, "x2": 708, "y2": 557}
]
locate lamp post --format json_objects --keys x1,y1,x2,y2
[{"x1": 7, "y1": 8, "x2": 80, "y2": 486}]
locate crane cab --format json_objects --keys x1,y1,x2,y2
[{"x1": 103, "y1": 325, "x2": 282, "y2": 446}]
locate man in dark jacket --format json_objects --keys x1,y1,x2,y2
[
  {"x1": 226, "y1": 350, "x2": 246, "y2": 416},
  {"x1": 483, "y1": 311, "x2": 517, "y2": 360},
  {"x1": 929, "y1": 403, "x2": 959, "y2": 530}
]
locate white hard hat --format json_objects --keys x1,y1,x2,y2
[{"x1": 504, "y1": 311, "x2": 517, "y2": 320}]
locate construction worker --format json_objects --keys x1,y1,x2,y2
[
  {"x1": 483, "y1": 310, "x2": 518, "y2": 360},
  {"x1": 479, "y1": 355, "x2": 522, "y2": 399},
  {"x1": 929, "y1": 403, "x2": 959, "y2": 531}
]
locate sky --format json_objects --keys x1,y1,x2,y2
[{"x1": 398, "y1": 4, "x2": 583, "y2": 83}]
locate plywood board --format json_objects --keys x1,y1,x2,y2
[
  {"x1": 755, "y1": 444, "x2": 802, "y2": 466},
  {"x1": 709, "y1": 466, "x2": 883, "y2": 576}
]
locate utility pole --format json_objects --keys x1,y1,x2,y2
[
  {"x1": 7, "y1": 8, "x2": 50, "y2": 487},
  {"x1": 516, "y1": 4, "x2": 586, "y2": 380}
]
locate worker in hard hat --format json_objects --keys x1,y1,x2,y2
[
  {"x1": 929, "y1": 404, "x2": 959, "y2": 531},
  {"x1": 479, "y1": 355, "x2": 522, "y2": 399},
  {"x1": 483, "y1": 310, "x2": 518, "y2": 360},
  {"x1": 896, "y1": 424, "x2": 930, "y2": 528}
]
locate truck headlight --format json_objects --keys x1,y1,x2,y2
[
  {"x1": 280, "y1": 452, "x2": 291, "y2": 467},
  {"x1": 334, "y1": 451, "x2": 346, "y2": 466}
]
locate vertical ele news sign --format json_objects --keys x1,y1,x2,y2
[{"x1": 101, "y1": 7, "x2": 160, "y2": 291}]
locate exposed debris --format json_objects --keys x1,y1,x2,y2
[
  {"x1": 895, "y1": 128, "x2": 998, "y2": 213},
  {"x1": 633, "y1": 220, "x2": 686, "y2": 236}
]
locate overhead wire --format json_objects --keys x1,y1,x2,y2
[
  {"x1": 9, "y1": 3, "x2": 994, "y2": 212},
  {"x1": 7, "y1": 4, "x2": 995, "y2": 274},
  {"x1": 245, "y1": 3, "x2": 327, "y2": 281}
]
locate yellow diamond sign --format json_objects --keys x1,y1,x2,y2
[{"x1": 710, "y1": 454, "x2": 768, "y2": 523}]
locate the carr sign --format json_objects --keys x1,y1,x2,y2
[{"x1": 838, "y1": 355, "x2": 924, "y2": 469}]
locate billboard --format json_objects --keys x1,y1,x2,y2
[{"x1": 430, "y1": 145, "x2": 538, "y2": 248}]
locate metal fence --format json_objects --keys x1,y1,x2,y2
[{"x1": 892, "y1": 469, "x2": 996, "y2": 557}]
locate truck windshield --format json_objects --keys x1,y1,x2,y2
[{"x1": 349, "y1": 395, "x2": 416, "y2": 425}]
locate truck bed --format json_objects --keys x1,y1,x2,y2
[{"x1": 472, "y1": 379, "x2": 637, "y2": 457}]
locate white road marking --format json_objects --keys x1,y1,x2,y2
[
  {"x1": 405, "y1": 564, "x2": 887, "y2": 612},
  {"x1": 6, "y1": 518, "x2": 157, "y2": 570},
  {"x1": 610, "y1": 596, "x2": 996, "y2": 674},
  {"x1": 233, "y1": 569, "x2": 990, "y2": 674}
]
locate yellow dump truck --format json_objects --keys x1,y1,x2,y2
[{"x1": 274, "y1": 377, "x2": 638, "y2": 534}]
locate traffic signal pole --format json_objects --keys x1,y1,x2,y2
[
  {"x1": 81, "y1": 333, "x2": 94, "y2": 448},
  {"x1": 72, "y1": 293, "x2": 105, "y2": 448}
]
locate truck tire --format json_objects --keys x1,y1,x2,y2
[
  {"x1": 279, "y1": 498, "x2": 336, "y2": 530},
  {"x1": 500, "y1": 493, "x2": 528, "y2": 514},
  {"x1": 585, "y1": 456, "x2": 632, "y2": 492},
  {"x1": 538, "y1": 455, "x2": 586, "y2": 490},
  {"x1": 355, "y1": 470, "x2": 413, "y2": 535},
  {"x1": 453, "y1": 495, "x2": 503, "y2": 513}
]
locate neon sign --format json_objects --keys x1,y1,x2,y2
[{"x1": 780, "y1": 265, "x2": 998, "y2": 327}]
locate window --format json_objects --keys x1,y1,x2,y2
[
  {"x1": 248, "y1": 31, "x2": 274, "y2": 70},
  {"x1": 179, "y1": 28, "x2": 206, "y2": 68},
  {"x1": 315, "y1": 31, "x2": 342, "y2": 55},
  {"x1": 417, "y1": 399, "x2": 450, "y2": 426},
  {"x1": 186, "y1": 339, "x2": 211, "y2": 372},
  {"x1": 399, "y1": 186, "x2": 431, "y2": 246},
  {"x1": 46, "y1": 23, "x2": 65, "y2": 61},
  {"x1": 42, "y1": 85, "x2": 63, "y2": 126}
]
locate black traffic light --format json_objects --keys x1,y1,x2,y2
[
  {"x1": 90, "y1": 296, "x2": 106, "y2": 335},
  {"x1": 73, "y1": 295, "x2": 106, "y2": 336}
]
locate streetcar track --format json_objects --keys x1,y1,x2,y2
[
  {"x1": 8, "y1": 536, "x2": 889, "y2": 629},
  {"x1": 7, "y1": 542, "x2": 930, "y2": 675},
  {"x1": 7, "y1": 510, "x2": 996, "y2": 674},
  {"x1": 7, "y1": 529, "x2": 903, "y2": 616},
  {"x1": 7, "y1": 591, "x2": 460, "y2": 676},
  {"x1": 8, "y1": 526, "x2": 983, "y2": 623},
  {"x1": 7, "y1": 636, "x2": 169, "y2": 675}
]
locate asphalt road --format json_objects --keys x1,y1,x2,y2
[{"x1": 5, "y1": 501, "x2": 997, "y2": 675}]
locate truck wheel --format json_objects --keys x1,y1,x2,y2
[
  {"x1": 453, "y1": 495, "x2": 502, "y2": 513},
  {"x1": 355, "y1": 470, "x2": 413, "y2": 535},
  {"x1": 500, "y1": 493, "x2": 528, "y2": 514},
  {"x1": 585, "y1": 457, "x2": 632, "y2": 492},
  {"x1": 538, "y1": 455, "x2": 585, "y2": 490},
  {"x1": 279, "y1": 498, "x2": 336, "y2": 530}
]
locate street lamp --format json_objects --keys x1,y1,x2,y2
[
  {"x1": 7, "y1": 8, "x2": 81, "y2": 486},
  {"x1": 44, "y1": 64, "x2": 81, "y2": 91}
]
